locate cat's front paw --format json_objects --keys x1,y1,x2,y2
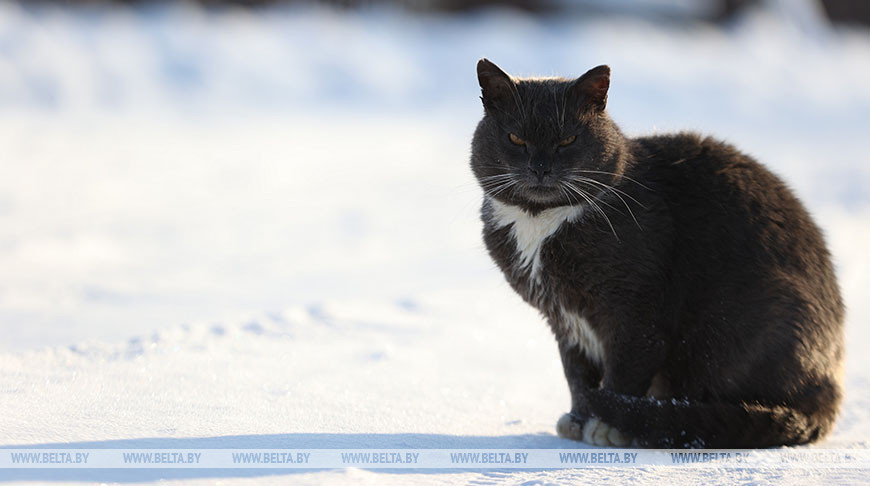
[
  {"x1": 556, "y1": 412, "x2": 586, "y2": 441},
  {"x1": 556, "y1": 413, "x2": 631, "y2": 447},
  {"x1": 582, "y1": 417, "x2": 631, "y2": 447}
]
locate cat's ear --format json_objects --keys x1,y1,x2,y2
[
  {"x1": 477, "y1": 58, "x2": 517, "y2": 112},
  {"x1": 570, "y1": 65, "x2": 610, "y2": 113}
]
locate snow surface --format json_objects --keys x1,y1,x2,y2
[{"x1": 1, "y1": 2, "x2": 869, "y2": 484}]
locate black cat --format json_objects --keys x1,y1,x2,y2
[{"x1": 470, "y1": 59, "x2": 844, "y2": 448}]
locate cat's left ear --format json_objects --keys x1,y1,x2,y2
[{"x1": 570, "y1": 65, "x2": 610, "y2": 113}]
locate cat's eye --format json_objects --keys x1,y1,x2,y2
[
  {"x1": 559, "y1": 135, "x2": 576, "y2": 147},
  {"x1": 509, "y1": 133, "x2": 526, "y2": 146}
]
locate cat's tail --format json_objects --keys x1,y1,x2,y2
[{"x1": 578, "y1": 383, "x2": 840, "y2": 448}]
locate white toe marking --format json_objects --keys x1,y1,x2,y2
[
  {"x1": 582, "y1": 417, "x2": 630, "y2": 447},
  {"x1": 582, "y1": 417, "x2": 601, "y2": 444},
  {"x1": 607, "y1": 425, "x2": 630, "y2": 446},
  {"x1": 556, "y1": 413, "x2": 584, "y2": 441}
]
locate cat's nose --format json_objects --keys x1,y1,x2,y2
[{"x1": 529, "y1": 164, "x2": 551, "y2": 183}]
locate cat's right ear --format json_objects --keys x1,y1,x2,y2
[{"x1": 477, "y1": 58, "x2": 517, "y2": 112}]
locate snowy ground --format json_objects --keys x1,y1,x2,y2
[{"x1": 1, "y1": 2, "x2": 869, "y2": 484}]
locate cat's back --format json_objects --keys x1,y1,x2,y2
[
  {"x1": 634, "y1": 131, "x2": 793, "y2": 205},
  {"x1": 634, "y1": 132, "x2": 824, "y2": 258},
  {"x1": 632, "y1": 131, "x2": 842, "y2": 328}
]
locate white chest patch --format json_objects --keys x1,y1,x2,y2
[
  {"x1": 559, "y1": 307, "x2": 605, "y2": 365},
  {"x1": 489, "y1": 198, "x2": 584, "y2": 280}
]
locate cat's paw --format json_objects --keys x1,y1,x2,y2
[
  {"x1": 556, "y1": 413, "x2": 586, "y2": 441},
  {"x1": 556, "y1": 413, "x2": 631, "y2": 447},
  {"x1": 582, "y1": 417, "x2": 631, "y2": 447}
]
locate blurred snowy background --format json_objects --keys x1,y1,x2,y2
[
  {"x1": 2, "y1": 0, "x2": 868, "y2": 351},
  {"x1": 1, "y1": 0, "x2": 869, "y2": 483}
]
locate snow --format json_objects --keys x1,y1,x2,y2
[{"x1": 1, "y1": 2, "x2": 869, "y2": 484}]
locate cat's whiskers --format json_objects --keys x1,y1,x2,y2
[
  {"x1": 483, "y1": 178, "x2": 521, "y2": 199},
  {"x1": 479, "y1": 176, "x2": 519, "y2": 194},
  {"x1": 567, "y1": 182, "x2": 619, "y2": 241},
  {"x1": 492, "y1": 181, "x2": 520, "y2": 199},
  {"x1": 558, "y1": 181, "x2": 580, "y2": 208},
  {"x1": 478, "y1": 172, "x2": 516, "y2": 183},
  {"x1": 560, "y1": 184, "x2": 590, "y2": 213},
  {"x1": 453, "y1": 173, "x2": 513, "y2": 191},
  {"x1": 563, "y1": 182, "x2": 621, "y2": 216},
  {"x1": 482, "y1": 183, "x2": 515, "y2": 198},
  {"x1": 561, "y1": 181, "x2": 619, "y2": 241},
  {"x1": 557, "y1": 185, "x2": 571, "y2": 207},
  {"x1": 478, "y1": 180, "x2": 513, "y2": 191},
  {"x1": 565, "y1": 171, "x2": 648, "y2": 208},
  {"x1": 567, "y1": 169, "x2": 654, "y2": 192},
  {"x1": 568, "y1": 176, "x2": 642, "y2": 230}
]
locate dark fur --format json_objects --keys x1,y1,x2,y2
[{"x1": 471, "y1": 59, "x2": 844, "y2": 448}]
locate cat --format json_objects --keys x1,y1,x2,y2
[{"x1": 470, "y1": 59, "x2": 844, "y2": 448}]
